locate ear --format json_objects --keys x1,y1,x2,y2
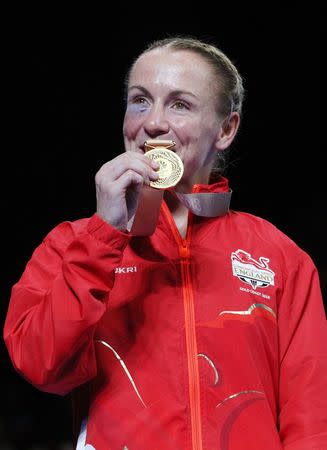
[{"x1": 214, "y1": 112, "x2": 240, "y2": 151}]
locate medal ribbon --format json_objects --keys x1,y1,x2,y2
[
  {"x1": 127, "y1": 140, "x2": 231, "y2": 235},
  {"x1": 128, "y1": 187, "x2": 231, "y2": 236}
]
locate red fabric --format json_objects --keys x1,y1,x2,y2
[{"x1": 4, "y1": 180, "x2": 327, "y2": 449}]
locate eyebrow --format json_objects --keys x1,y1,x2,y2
[
  {"x1": 128, "y1": 85, "x2": 198, "y2": 100},
  {"x1": 128, "y1": 86, "x2": 153, "y2": 99}
]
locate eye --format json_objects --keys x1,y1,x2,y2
[
  {"x1": 172, "y1": 100, "x2": 189, "y2": 110},
  {"x1": 131, "y1": 96, "x2": 148, "y2": 105},
  {"x1": 126, "y1": 96, "x2": 150, "y2": 113}
]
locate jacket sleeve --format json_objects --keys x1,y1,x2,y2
[
  {"x1": 278, "y1": 250, "x2": 327, "y2": 449},
  {"x1": 3, "y1": 214, "x2": 131, "y2": 396}
]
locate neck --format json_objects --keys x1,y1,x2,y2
[
  {"x1": 175, "y1": 165, "x2": 211, "y2": 194},
  {"x1": 164, "y1": 190, "x2": 186, "y2": 214}
]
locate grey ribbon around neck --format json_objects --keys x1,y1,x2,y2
[
  {"x1": 128, "y1": 187, "x2": 232, "y2": 236},
  {"x1": 175, "y1": 190, "x2": 232, "y2": 217}
]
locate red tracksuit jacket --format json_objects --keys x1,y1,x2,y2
[{"x1": 4, "y1": 179, "x2": 327, "y2": 449}]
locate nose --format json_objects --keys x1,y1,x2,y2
[{"x1": 143, "y1": 103, "x2": 169, "y2": 137}]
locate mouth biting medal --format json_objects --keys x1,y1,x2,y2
[{"x1": 144, "y1": 140, "x2": 184, "y2": 189}]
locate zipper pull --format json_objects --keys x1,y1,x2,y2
[{"x1": 180, "y1": 242, "x2": 189, "y2": 259}]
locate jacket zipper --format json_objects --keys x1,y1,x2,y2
[{"x1": 162, "y1": 199, "x2": 203, "y2": 450}]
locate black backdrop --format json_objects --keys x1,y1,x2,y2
[{"x1": 2, "y1": 8, "x2": 326, "y2": 449}]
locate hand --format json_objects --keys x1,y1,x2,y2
[{"x1": 95, "y1": 151, "x2": 159, "y2": 231}]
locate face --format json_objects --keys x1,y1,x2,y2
[{"x1": 123, "y1": 47, "x2": 226, "y2": 184}]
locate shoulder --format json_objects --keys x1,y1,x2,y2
[{"x1": 227, "y1": 210, "x2": 314, "y2": 268}]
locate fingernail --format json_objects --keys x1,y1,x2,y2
[{"x1": 151, "y1": 161, "x2": 160, "y2": 169}]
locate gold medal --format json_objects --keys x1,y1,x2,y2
[{"x1": 144, "y1": 140, "x2": 184, "y2": 189}]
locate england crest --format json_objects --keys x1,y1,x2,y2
[{"x1": 231, "y1": 249, "x2": 275, "y2": 290}]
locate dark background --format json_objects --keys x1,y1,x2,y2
[{"x1": 2, "y1": 7, "x2": 326, "y2": 449}]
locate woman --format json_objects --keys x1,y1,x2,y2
[{"x1": 4, "y1": 37, "x2": 327, "y2": 449}]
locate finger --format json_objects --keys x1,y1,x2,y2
[
  {"x1": 97, "y1": 153, "x2": 158, "y2": 185},
  {"x1": 126, "y1": 149, "x2": 159, "y2": 170},
  {"x1": 115, "y1": 169, "x2": 145, "y2": 192}
]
